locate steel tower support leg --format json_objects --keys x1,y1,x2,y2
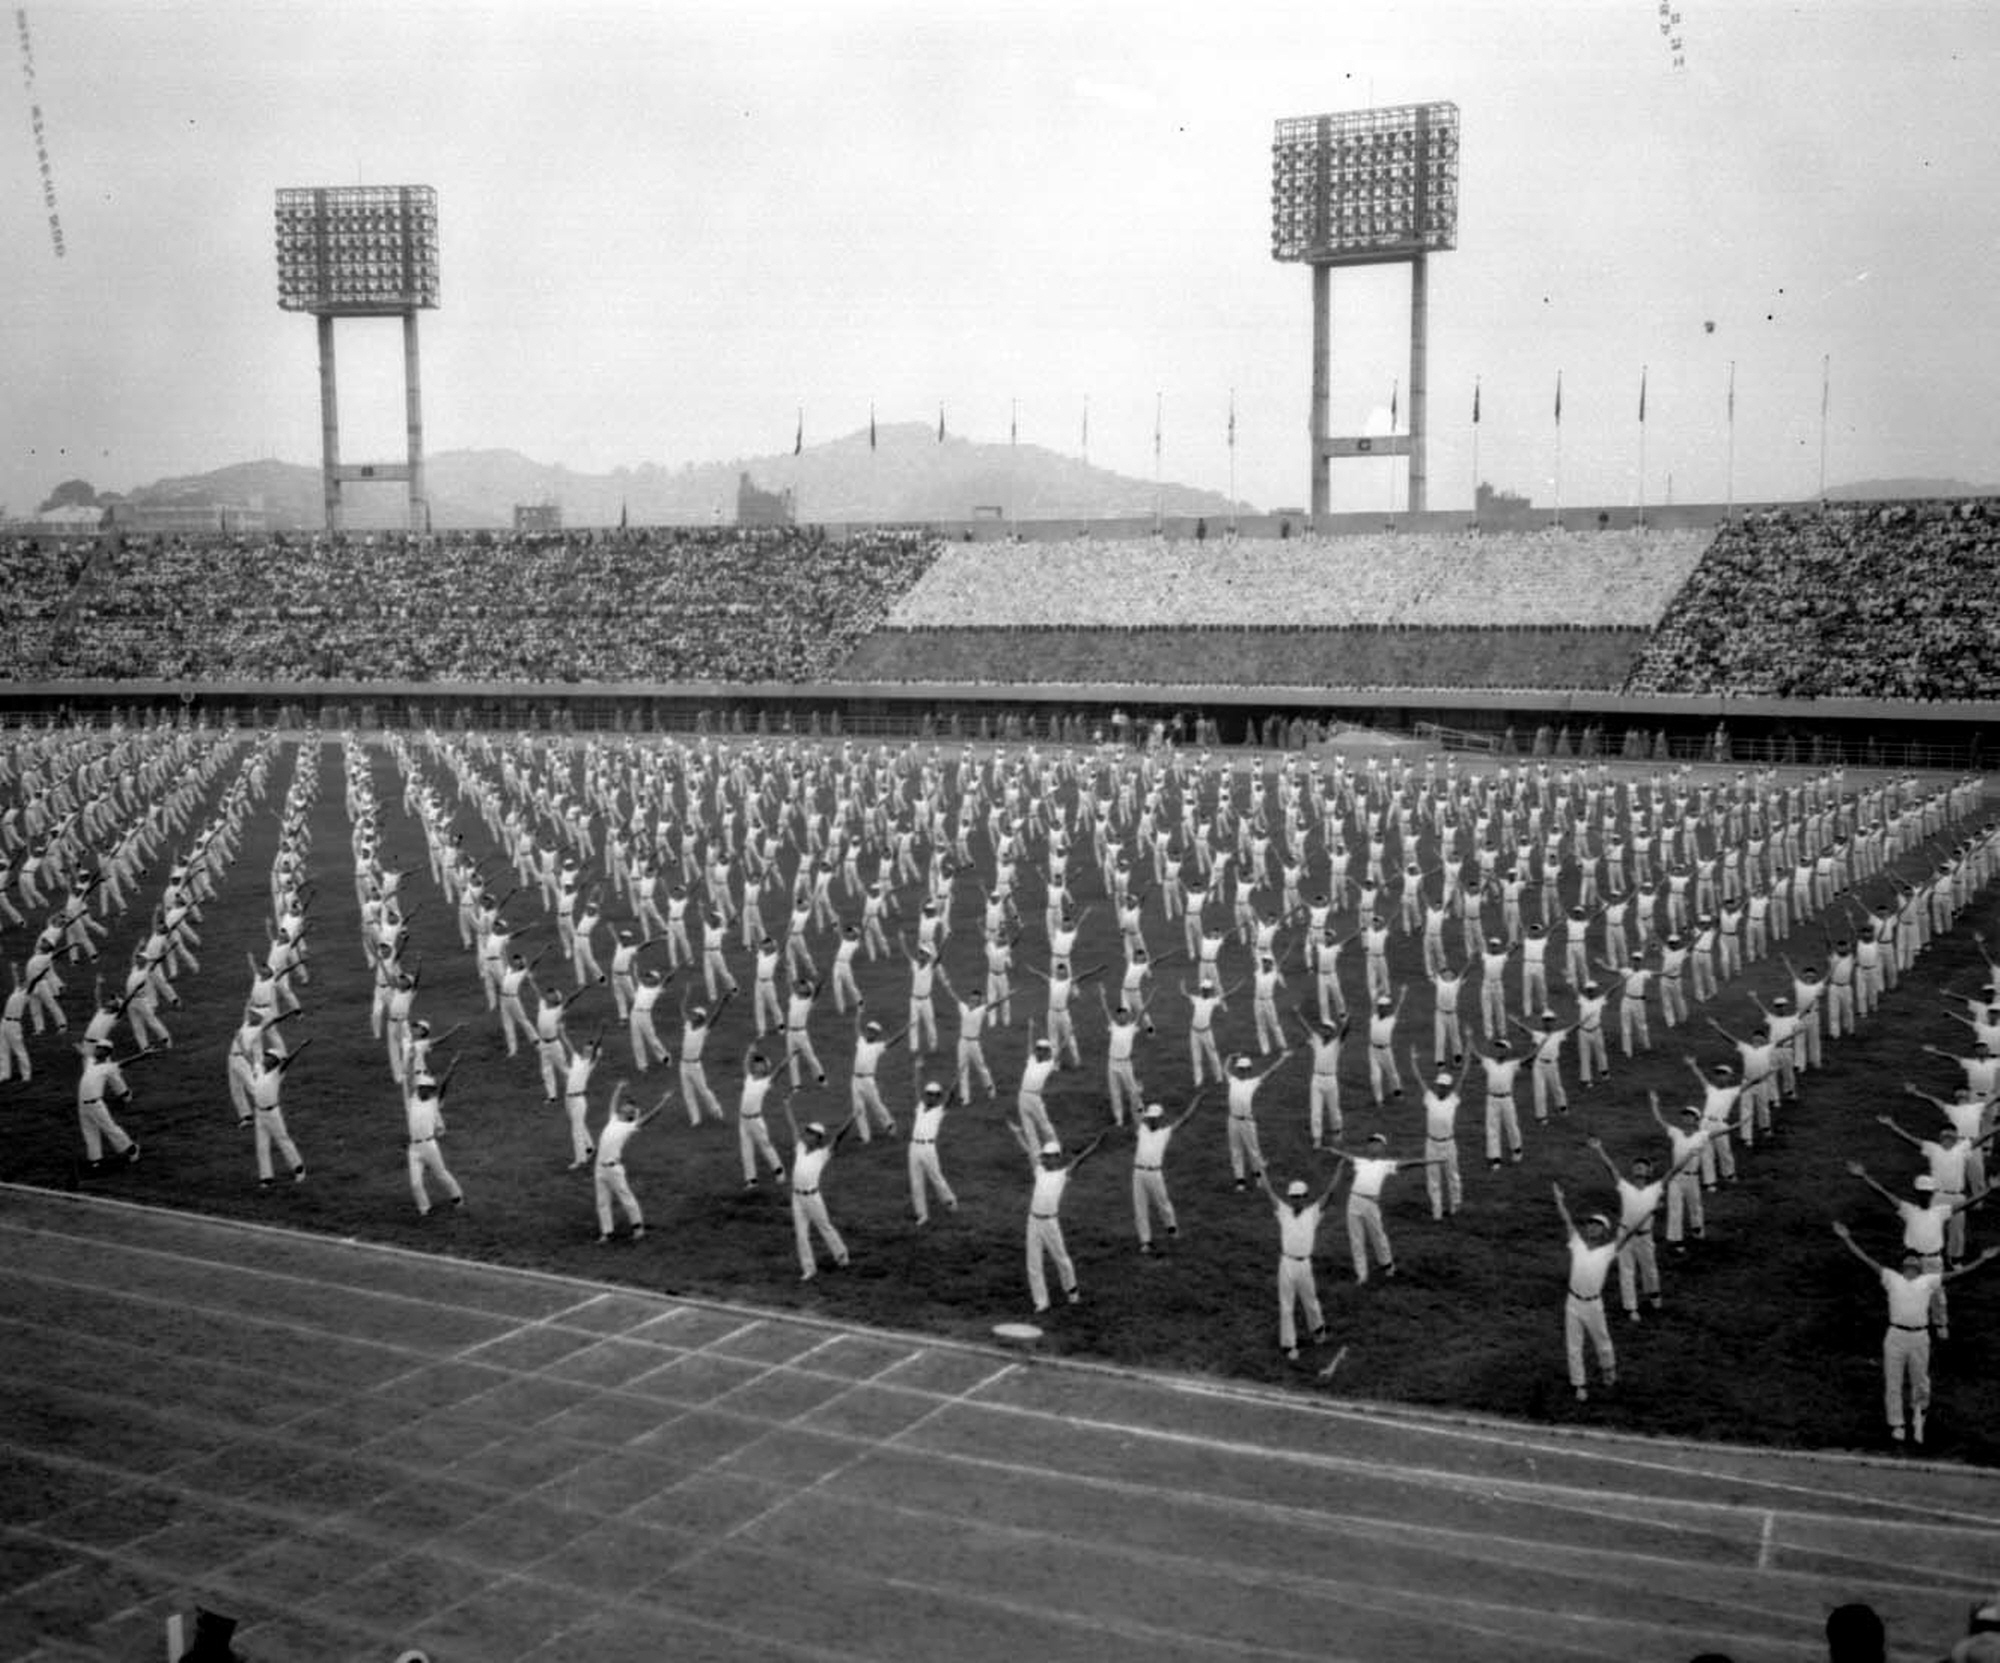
[
  {"x1": 1409, "y1": 254, "x2": 1429, "y2": 515},
  {"x1": 317, "y1": 314, "x2": 341, "y2": 535},
  {"x1": 1310, "y1": 263, "x2": 1330, "y2": 522},
  {"x1": 404, "y1": 310, "x2": 426, "y2": 534}
]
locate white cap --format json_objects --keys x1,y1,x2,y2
[
  {"x1": 1285, "y1": 1179, "x2": 1309, "y2": 1198},
  {"x1": 1040, "y1": 1139, "x2": 1063, "y2": 1156}
]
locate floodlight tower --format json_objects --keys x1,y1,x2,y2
[
  {"x1": 1270, "y1": 104, "x2": 1458, "y2": 518},
  {"x1": 275, "y1": 185, "x2": 440, "y2": 534}
]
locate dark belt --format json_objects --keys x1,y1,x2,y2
[
  {"x1": 598, "y1": 1161, "x2": 621, "y2": 1170},
  {"x1": 1284, "y1": 1253, "x2": 1310, "y2": 1262},
  {"x1": 1568, "y1": 1291, "x2": 1602, "y2": 1302},
  {"x1": 1136, "y1": 1164, "x2": 1162, "y2": 1172},
  {"x1": 409, "y1": 1136, "x2": 435, "y2": 1145},
  {"x1": 1032, "y1": 1211, "x2": 1058, "y2": 1220},
  {"x1": 1891, "y1": 1322, "x2": 1927, "y2": 1332}
]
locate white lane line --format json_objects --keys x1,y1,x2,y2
[
  {"x1": 930, "y1": 1391, "x2": 2000, "y2": 1536},
  {"x1": 659, "y1": 1360, "x2": 1022, "y2": 1577}
]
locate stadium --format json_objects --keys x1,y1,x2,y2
[{"x1": 8, "y1": 10, "x2": 2000, "y2": 1663}]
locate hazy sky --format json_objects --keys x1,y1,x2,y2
[{"x1": 3, "y1": 0, "x2": 1995, "y2": 517}]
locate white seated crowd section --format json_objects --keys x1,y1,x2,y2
[{"x1": 886, "y1": 528, "x2": 1712, "y2": 630}]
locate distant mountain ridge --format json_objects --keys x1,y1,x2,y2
[
  {"x1": 1824, "y1": 477, "x2": 2000, "y2": 501},
  {"x1": 117, "y1": 423, "x2": 1254, "y2": 531}
]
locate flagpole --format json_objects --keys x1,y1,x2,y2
[
  {"x1": 1818, "y1": 354, "x2": 1830, "y2": 506},
  {"x1": 1725, "y1": 361, "x2": 1736, "y2": 522},
  {"x1": 1471, "y1": 376, "x2": 1481, "y2": 523},
  {"x1": 1638, "y1": 365, "x2": 1647, "y2": 531},
  {"x1": 1553, "y1": 370, "x2": 1563, "y2": 529},
  {"x1": 1153, "y1": 391, "x2": 1163, "y2": 536},
  {"x1": 1227, "y1": 388, "x2": 1237, "y2": 538},
  {"x1": 1009, "y1": 397, "x2": 1017, "y2": 540}
]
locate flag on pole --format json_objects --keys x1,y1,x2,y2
[
  {"x1": 1821, "y1": 355, "x2": 1830, "y2": 417},
  {"x1": 1638, "y1": 366, "x2": 1647, "y2": 424},
  {"x1": 1153, "y1": 392, "x2": 1162, "y2": 462},
  {"x1": 1727, "y1": 361, "x2": 1735, "y2": 421},
  {"x1": 1081, "y1": 398, "x2": 1089, "y2": 460},
  {"x1": 937, "y1": 404, "x2": 945, "y2": 443},
  {"x1": 1472, "y1": 378, "x2": 1480, "y2": 425},
  {"x1": 619, "y1": 498, "x2": 628, "y2": 531},
  {"x1": 1390, "y1": 379, "x2": 1399, "y2": 429},
  {"x1": 869, "y1": 404, "x2": 876, "y2": 451},
  {"x1": 1227, "y1": 390, "x2": 1236, "y2": 450},
  {"x1": 1554, "y1": 371, "x2": 1563, "y2": 426},
  {"x1": 794, "y1": 408, "x2": 803, "y2": 456},
  {"x1": 1010, "y1": 399, "x2": 1017, "y2": 446}
]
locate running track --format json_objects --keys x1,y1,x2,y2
[{"x1": 2, "y1": 1185, "x2": 1993, "y2": 1663}]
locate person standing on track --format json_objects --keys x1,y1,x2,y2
[
  {"x1": 906, "y1": 1079, "x2": 959, "y2": 1226},
  {"x1": 1010, "y1": 1123, "x2": 1108, "y2": 1314},
  {"x1": 1830, "y1": 1221, "x2": 1998, "y2": 1446},
  {"x1": 1258, "y1": 1167, "x2": 1340, "y2": 1360},
  {"x1": 1130, "y1": 1093, "x2": 1201, "y2": 1255},
  {"x1": 1552, "y1": 1180, "x2": 1634, "y2": 1403},
  {"x1": 404, "y1": 1063, "x2": 465, "y2": 1218},
  {"x1": 783, "y1": 1099, "x2": 857, "y2": 1282},
  {"x1": 74, "y1": 1036, "x2": 141, "y2": 1173},
  {"x1": 246, "y1": 1041, "x2": 310, "y2": 1191}
]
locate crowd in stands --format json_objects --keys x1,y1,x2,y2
[
  {"x1": 0, "y1": 537, "x2": 92, "y2": 679},
  {"x1": 1626, "y1": 499, "x2": 2000, "y2": 700},
  {"x1": 23, "y1": 526, "x2": 939, "y2": 685},
  {"x1": 6, "y1": 506, "x2": 2000, "y2": 702},
  {"x1": 885, "y1": 527, "x2": 1711, "y2": 629}
]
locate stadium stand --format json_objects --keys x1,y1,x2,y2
[
  {"x1": 3, "y1": 504, "x2": 1997, "y2": 702},
  {"x1": 1625, "y1": 498, "x2": 2000, "y2": 700},
  {"x1": 883, "y1": 528, "x2": 1711, "y2": 628},
  {"x1": 29, "y1": 526, "x2": 938, "y2": 684}
]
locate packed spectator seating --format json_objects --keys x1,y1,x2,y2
[
  {"x1": 1625, "y1": 499, "x2": 2000, "y2": 700},
  {"x1": 6, "y1": 506, "x2": 1998, "y2": 700},
  {"x1": 28, "y1": 526, "x2": 939, "y2": 684},
  {"x1": 0, "y1": 536, "x2": 94, "y2": 678},
  {"x1": 884, "y1": 528, "x2": 1711, "y2": 629}
]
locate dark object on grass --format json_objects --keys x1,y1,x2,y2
[
  {"x1": 1824, "y1": 1601, "x2": 1885, "y2": 1663},
  {"x1": 176, "y1": 1606, "x2": 240, "y2": 1662}
]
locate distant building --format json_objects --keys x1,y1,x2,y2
[
  {"x1": 101, "y1": 500, "x2": 265, "y2": 535},
  {"x1": 514, "y1": 502, "x2": 562, "y2": 533},
  {"x1": 737, "y1": 472, "x2": 794, "y2": 528},
  {"x1": 9, "y1": 503, "x2": 107, "y2": 536}
]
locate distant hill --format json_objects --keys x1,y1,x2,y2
[
  {"x1": 114, "y1": 423, "x2": 1254, "y2": 531},
  {"x1": 1825, "y1": 477, "x2": 2000, "y2": 502}
]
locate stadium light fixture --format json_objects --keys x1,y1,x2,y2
[
  {"x1": 1271, "y1": 103, "x2": 1458, "y2": 517},
  {"x1": 274, "y1": 185, "x2": 439, "y2": 533}
]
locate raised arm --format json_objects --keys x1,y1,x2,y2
[
  {"x1": 1843, "y1": 1159, "x2": 1901, "y2": 1209},
  {"x1": 1829, "y1": 1219, "x2": 1883, "y2": 1276},
  {"x1": 1872, "y1": 1113, "x2": 1922, "y2": 1149}
]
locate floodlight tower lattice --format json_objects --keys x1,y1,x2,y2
[
  {"x1": 275, "y1": 185, "x2": 440, "y2": 534},
  {"x1": 1270, "y1": 104, "x2": 1458, "y2": 519}
]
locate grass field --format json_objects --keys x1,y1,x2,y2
[{"x1": 6, "y1": 733, "x2": 1997, "y2": 1467}]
